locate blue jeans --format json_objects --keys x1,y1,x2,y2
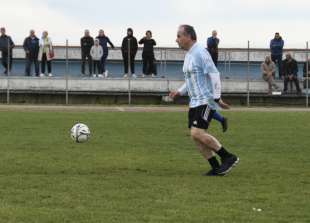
[{"x1": 271, "y1": 54, "x2": 283, "y2": 79}]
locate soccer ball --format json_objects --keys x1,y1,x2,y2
[{"x1": 70, "y1": 123, "x2": 91, "y2": 143}]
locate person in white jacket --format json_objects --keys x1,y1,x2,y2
[
  {"x1": 38, "y1": 31, "x2": 54, "y2": 77},
  {"x1": 90, "y1": 39, "x2": 103, "y2": 77}
]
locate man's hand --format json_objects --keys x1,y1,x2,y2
[
  {"x1": 169, "y1": 91, "x2": 181, "y2": 99},
  {"x1": 218, "y1": 99, "x2": 230, "y2": 109}
]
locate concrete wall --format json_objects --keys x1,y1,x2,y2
[
  {"x1": 9, "y1": 46, "x2": 310, "y2": 62},
  {"x1": 0, "y1": 77, "x2": 286, "y2": 94}
]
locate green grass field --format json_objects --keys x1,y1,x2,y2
[{"x1": 0, "y1": 110, "x2": 309, "y2": 223}]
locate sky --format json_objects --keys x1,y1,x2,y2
[{"x1": 1, "y1": 0, "x2": 309, "y2": 48}]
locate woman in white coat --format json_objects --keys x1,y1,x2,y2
[{"x1": 38, "y1": 31, "x2": 54, "y2": 77}]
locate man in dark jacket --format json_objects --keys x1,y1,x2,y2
[
  {"x1": 270, "y1": 32, "x2": 284, "y2": 79},
  {"x1": 282, "y1": 53, "x2": 301, "y2": 94},
  {"x1": 0, "y1": 27, "x2": 15, "y2": 75},
  {"x1": 303, "y1": 58, "x2": 310, "y2": 89},
  {"x1": 80, "y1": 30, "x2": 94, "y2": 76},
  {"x1": 23, "y1": 30, "x2": 40, "y2": 76},
  {"x1": 96, "y1": 29, "x2": 114, "y2": 77},
  {"x1": 139, "y1": 30, "x2": 157, "y2": 77},
  {"x1": 121, "y1": 28, "x2": 138, "y2": 78},
  {"x1": 207, "y1": 30, "x2": 219, "y2": 67}
]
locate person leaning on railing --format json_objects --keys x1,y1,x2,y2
[
  {"x1": 303, "y1": 58, "x2": 310, "y2": 89},
  {"x1": 282, "y1": 53, "x2": 301, "y2": 94},
  {"x1": 261, "y1": 55, "x2": 280, "y2": 95},
  {"x1": 0, "y1": 27, "x2": 15, "y2": 75}
]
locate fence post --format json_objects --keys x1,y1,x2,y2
[
  {"x1": 306, "y1": 41, "x2": 309, "y2": 108},
  {"x1": 6, "y1": 38, "x2": 10, "y2": 104},
  {"x1": 247, "y1": 41, "x2": 250, "y2": 107},
  {"x1": 65, "y1": 39, "x2": 69, "y2": 105},
  {"x1": 127, "y1": 39, "x2": 131, "y2": 105}
]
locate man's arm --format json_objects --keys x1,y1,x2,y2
[{"x1": 169, "y1": 83, "x2": 187, "y2": 99}]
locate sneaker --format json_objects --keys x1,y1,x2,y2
[
  {"x1": 142, "y1": 74, "x2": 146, "y2": 78},
  {"x1": 98, "y1": 74, "x2": 104, "y2": 78},
  {"x1": 48, "y1": 73, "x2": 53, "y2": 77},
  {"x1": 132, "y1": 73, "x2": 137, "y2": 78},
  {"x1": 92, "y1": 74, "x2": 97, "y2": 78},
  {"x1": 151, "y1": 74, "x2": 156, "y2": 78},
  {"x1": 222, "y1": 117, "x2": 228, "y2": 133},
  {"x1": 39, "y1": 73, "x2": 45, "y2": 77},
  {"x1": 217, "y1": 155, "x2": 239, "y2": 176},
  {"x1": 104, "y1": 70, "x2": 109, "y2": 78},
  {"x1": 123, "y1": 73, "x2": 128, "y2": 78},
  {"x1": 203, "y1": 168, "x2": 221, "y2": 176}
]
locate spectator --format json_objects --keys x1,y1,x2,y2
[
  {"x1": 23, "y1": 30, "x2": 40, "y2": 76},
  {"x1": 80, "y1": 29, "x2": 94, "y2": 76},
  {"x1": 282, "y1": 53, "x2": 301, "y2": 94},
  {"x1": 270, "y1": 32, "x2": 284, "y2": 79},
  {"x1": 96, "y1": 29, "x2": 114, "y2": 77},
  {"x1": 139, "y1": 30, "x2": 157, "y2": 77},
  {"x1": 261, "y1": 55, "x2": 279, "y2": 94},
  {"x1": 0, "y1": 27, "x2": 15, "y2": 75},
  {"x1": 207, "y1": 30, "x2": 220, "y2": 67},
  {"x1": 303, "y1": 58, "x2": 310, "y2": 89},
  {"x1": 90, "y1": 39, "x2": 103, "y2": 77},
  {"x1": 38, "y1": 31, "x2": 54, "y2": 77},
  {"x1": 121, "y1": 28, "x2": 138, "y2": 78}
]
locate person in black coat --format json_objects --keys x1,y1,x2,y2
[
  {"x1": 80, "y1": 30, "x2": 94, "y2": 76},
  {"x1": 139, "y1": 30, "x2": 157, "y2": 77},
  {"x1": 0, "y1": 27, "x2": 15, "y2": 75},
  {"x1": 207, "y1": 30, "x2": 219, "y2": 67},
  {"x1": 121, "y1": 28, "x2": 138, "y2": 77},
  {"x1": 282, "y1": 53, "x2": 301, "y2": 94},
  {"x1": 23, "y1": 30, "x2": 40, "y2": 76}
]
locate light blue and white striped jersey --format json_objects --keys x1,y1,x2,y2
[{"x1": 178, "y1": 43, "x2": 220, "y2": 109}]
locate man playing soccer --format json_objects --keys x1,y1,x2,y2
[{"x1": 169, "y1": 25, "x2": 239, "y2": 176}]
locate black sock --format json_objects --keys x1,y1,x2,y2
[
  {"x1": 216, "y1": 147, "x2": 232, "y2": 160},
  {"x1": 208, "y1": 156, "x2": 220, "y2": 169}
]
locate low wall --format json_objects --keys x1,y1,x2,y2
[{"x1": 0, "y1": 77, "x2": 308, "y2": 106}]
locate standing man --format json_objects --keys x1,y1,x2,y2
[
  {"x1": 23, "y1": 30, "x2": 40, "y2": 76},
  {"x1": 80, "y1": 29, "x2": 94, "y2": 76},
  {"x1": 96, "y1": 29, "x2": 114, "y2": 77},
  {"x1": 121, "y1": 28, "x2": 138, "y2": 78},
  {"x1": 170, "y1": 25, "x2": 239, "y2": 176},
  {"x1": 270, "y1": 32, "x2": 284, "y2": 79},
  {"x1": 207, "y1": 30, "x2": 219, "y2": 67},
  {"x1": 0, "y1": 27, "x2": 15, "y2": 75}
]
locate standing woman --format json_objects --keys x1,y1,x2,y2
[
  {"x1": 139, "y1": 30, "x2": 157, "y2": 77},
  {"x1": 96, "y1": 29, "x2": 114, "y2": 77},
  {"x1": 39, "y1": 31, "x2": 54, "y2": 77}
]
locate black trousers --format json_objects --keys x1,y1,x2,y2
[
  {"x1": 1, "y1": 51, "x2": 13, "y2": 73},
  {"x1": 209, "y1": 52, "x2": 218, "y2": 67},
  {"x1": 284, "y1": 76, "x2": 301, "y2": 92},
  {"x1": 122, "y1": 52, "x2": 135, "y2": 74},
  {"x1": 81, "y1": 52, "x2": 92, "y2": 75},
  {"x1": 142, "y1": 54, "x2": 156, "y2": 75},
  {"x1": 93, "y1": 60, "x2": 102, "y2": 74},
  {"x1": 25, "y1": 56, "x2": 39, "y2": 76},
  {"x1": 41, "y1": 53, "x2": 52, "y2": 74}
]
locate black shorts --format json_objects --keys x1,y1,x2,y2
[{"x1": 188, "y1": 104, "x2": 215, "y2": 130}]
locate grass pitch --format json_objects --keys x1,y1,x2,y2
[{"x1": 0, "y1": 110, "x2": 309, "y2": 223}]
